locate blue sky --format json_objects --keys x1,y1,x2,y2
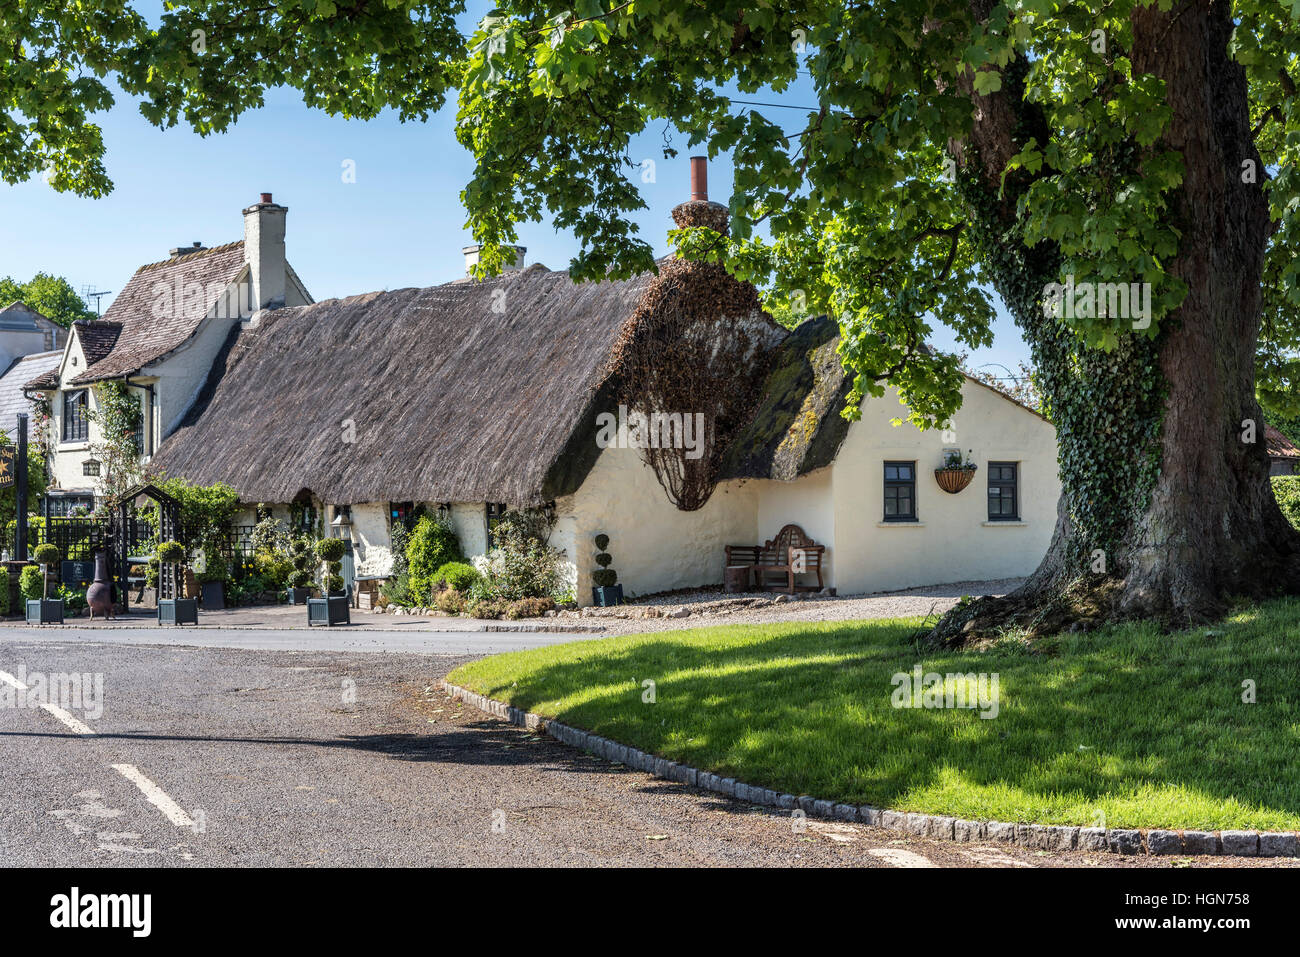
[{"x1": 0, "y1": 2, "x2": 1029, "y2": 380}]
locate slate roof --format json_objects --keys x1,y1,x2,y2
[
  {"x1": 0, "y1": 351, "x2": 60, "y2": 424},
  {"x1": 0, "y1": 300, "x2": 56, "y2": 331},
  {"x1": 69, "y1": 241, "x2": 247, "y2": 384}
]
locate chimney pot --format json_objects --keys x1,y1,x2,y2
[
  {"x1": 260, "y1": 192, "x2": 273, "y2": 204},
  {"x1": 689, "y1": 156, "x2": 708, "y2": 202},
  {"x1": 462, "y1": 244, "x2": 527, "y2": 278}
]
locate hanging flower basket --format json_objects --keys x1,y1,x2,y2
[{"x1": 934, "y1": 467, "x2": 977, "y2": 494}]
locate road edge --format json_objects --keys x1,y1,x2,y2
[{"x1": 440, "y1": 679, "x2": 1300, "y2": 859}]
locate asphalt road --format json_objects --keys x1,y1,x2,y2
[
  {"x1": 1, "y1": 631, "x2": 1293, "y2": 868},
  {"x1": 0, "y1": 624, "x2": 605, "y2": 655}
]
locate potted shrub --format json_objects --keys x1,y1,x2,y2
[
  {"x1": 934, "y1": 448, "x2": 978, "y2": 494},
  {"x1": 25, "y1": 543, "x2": 64, "y2": 624},
  {"x1": 306, "y1": 537, "x2": 349, "y2": 626},
  {"x1": 285, "y1": 537, "x2": 314, "y2": 604},
  {"x1": 197, "y1": 545, "x2": 229, "y2": 610},
  {"x1": 155, "y1": 540, "x2": 198, "y2": 625},
  {"x1": 591, "y1": 533, "x2": 623, "y2": 607}
]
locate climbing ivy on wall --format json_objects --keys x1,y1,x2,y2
[
  {"x1": 962, "y1": 170, "x2": 1166, "y2": 572},
  {"x1": 86, "y1": 380, "x2": 145, "y2": 505}
]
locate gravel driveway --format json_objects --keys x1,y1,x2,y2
[{"x1": 566, "y1": 577, "x2": 1024, "y2": 637}]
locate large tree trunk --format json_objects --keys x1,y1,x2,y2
[{"x1": 934, "y1": 0, "x2": 1300, "y2": 643}]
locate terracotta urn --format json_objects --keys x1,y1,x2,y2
[{"x1": 86, "y1": 551, "x2": 115, "y2": 620}]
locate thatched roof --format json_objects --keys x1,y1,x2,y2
[
  {"x1": 150, "y1": 266, "x2": 658, "y2": 506},
  {"x1": 70, "y1": 241, "x2": 247, "y2": 384},
  {"x1": 721, "y1": 316, "x2": 1054, "y2": 480}
]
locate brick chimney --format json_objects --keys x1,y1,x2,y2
[
  {"x1": 169, "y1": 241, "x2": 206, "y2": 258},
  {"x1": 242, "y1": 192, "x2": 288, "y2": 310},
  {"x1": 461, "y1": 244, "x2": 526, "y2": 279},
  {"x1": 671, "y1": 156, "x2": 728, "y2": 233}
]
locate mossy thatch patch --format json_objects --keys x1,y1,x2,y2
[{"x1": 719, "y1": 315, "x2": 852, "y2": 481}]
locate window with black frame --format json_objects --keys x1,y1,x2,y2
[
  {"x1": 486, "y1": 502, "x2": 508, "y2": 548},
  {"x1": 132, "y1": 397, "x2": 145, "y2": 454},
  {"x1": 883, "y1": 461, "x2": 917, "y2": 521},
  {"x1": 988, "y1": 462, "x2": 1019, "y2": 520},
  {"x1": 62, "y1": 390, "x2": 88, "y2": 443}
]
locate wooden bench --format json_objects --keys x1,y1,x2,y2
[{"x1": 725, "y1": 524, "x2": 826, "y2": 594}]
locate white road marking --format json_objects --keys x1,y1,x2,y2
[
  {"x1": 867, "y1": 847, "x2": 936, "y2": 868},
  {"x1": 7, "y1": 667, "x2": 194, "y2": 841},
  {"x1": 111, "y1": 764, "x2": 195, "y2": 827},
  {"x1": 38, "y1": 702, "x2": 95, "y2": 735},
  {"x1": 1, "y1": 668, "x2": 96, "y2": 735}
]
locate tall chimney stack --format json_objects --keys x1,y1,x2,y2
[
  {"x1": 671, "y1": 156, "x2": 729, "y2": 234},
  {"x1": 242, "y1": 192, "x2": 288, "y2": 312},
  {"x1": 690, "y1": 156, "x2": 709, "y2": 202}
]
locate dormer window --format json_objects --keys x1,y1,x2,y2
[{"x1": 62, "y1": 390, "x2": 88, "y2": 443}]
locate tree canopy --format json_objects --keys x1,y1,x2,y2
[{"x1": 0, "y1": 274, "x2": 95, "y2": 327}]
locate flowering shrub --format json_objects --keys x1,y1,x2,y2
[{"x1": 471, "y1": 511, "x2": 571, "y2": 601}]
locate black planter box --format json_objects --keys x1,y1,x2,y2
[
  {"x1": 200, "y1": 580, "x2": 226, "y2": 610},
  {"x1": 158, "y1": 597, "x2": 199, "y2": 625},
  {"x1": 591, "y1": 584, "x2": 624, "y2": 607},
  {"x1": 26, "y1": 598, "x2": 64, "y2": 624},
  {"x1": 286, "y1": 587, "x2": 313, "y2": 605},
  {"x1": 307, "y1": 595, "x2": 350, "y2": 626}
]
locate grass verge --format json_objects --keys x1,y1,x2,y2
[{"x1": 448, "y1": 598, "x2": 1300, "y2": 831}]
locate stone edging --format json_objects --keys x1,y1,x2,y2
[{"x1": 441, "y1": 680, "x2": 1300, "y2": 859}]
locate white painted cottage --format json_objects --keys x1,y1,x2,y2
[
  {"x1": 23, "y1": 194, "x2": 312, "y2": 513},
  {"x1": 147, "y1": 181, "x2": 1060, "y2": 602}
]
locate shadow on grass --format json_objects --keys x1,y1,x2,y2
[{"x1": 452, "y1": 603, "x2": 1300, "y2": 828}]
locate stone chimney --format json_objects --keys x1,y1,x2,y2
[
  {"x1": 242, "y1": 192, "x2": 288, "y2": 310},
  {"x1": 671, "y1": 156, "x2": 729, "y2": 233},
  {"x1": 461, "y1": 244, "x2": 526, "y2": 278},
  {"x1": 169, "y1": 241, "x2": 206, "y2": 258}
]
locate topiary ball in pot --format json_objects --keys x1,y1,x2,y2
[
  {"x1": 591, "y1": 533, "x2": 621, "y2": 606},
  {"x1": 315, "y1": 537, "x2": 346, "y2": 562}
]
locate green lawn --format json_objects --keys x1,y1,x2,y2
[{"x1": 448, "y1": 598, "x2": 1300, "y2": 831}]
